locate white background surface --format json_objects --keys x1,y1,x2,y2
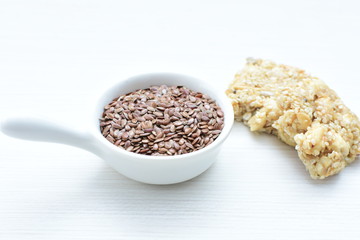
[{"x1": 1, "y1": 0, "x2": 360, "y2": 239}]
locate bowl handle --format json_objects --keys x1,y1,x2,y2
[{"x1": 1, "y1": 116, "x2": 101, "y2": 155}]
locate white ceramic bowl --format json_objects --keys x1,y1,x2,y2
[{"x1": 1, "y1": 73, "x2": 234, "y2": 184}]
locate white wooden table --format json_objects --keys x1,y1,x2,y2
[{"x1": 1, "y1": 0, "x2": 360, "y2": 239}]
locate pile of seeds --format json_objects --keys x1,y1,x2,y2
[{"x1": 100, "y1": 85, "x2": 224, "y2": 156}]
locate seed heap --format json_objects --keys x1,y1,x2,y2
[{"x1": 100, "y1": 85, "x2": 224, "y2": 156}]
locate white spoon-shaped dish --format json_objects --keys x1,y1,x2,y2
[{"x1": 1, "y1": 73, "x2": 234, "y2": 184}]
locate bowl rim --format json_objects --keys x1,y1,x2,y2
[{"x1": 92, "y1": 72, "x2": 234, "y2": 161}]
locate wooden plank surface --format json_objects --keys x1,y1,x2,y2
[{"x1": 1, "y1": 0, "x2": 360, "y2": 239}]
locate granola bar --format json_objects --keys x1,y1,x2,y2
[{"x1": 226, "y1": 58, "x2": 360, "y2": 179}]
